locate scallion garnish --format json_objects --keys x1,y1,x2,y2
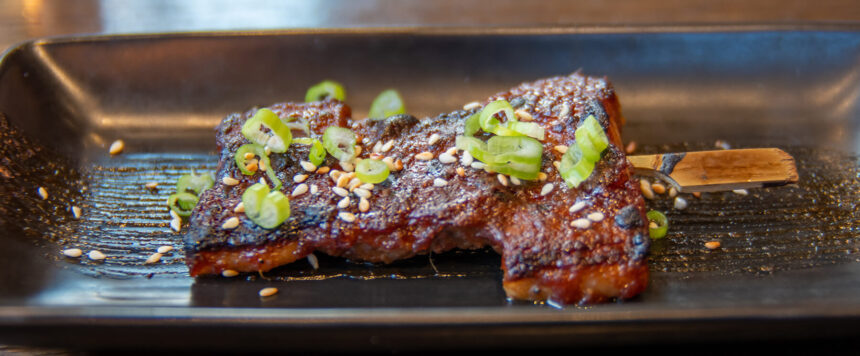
[
  {"x1": 647, "y1": 210, "x2": 669, "y2": 239},
  {"x1": 176, "y1": 172, "x2": 215, "y2": 196},
  {"x1": 241, "y1": 108, "x2": 292, "y2": 153},
  {"x1": 368, "y1": 89, "x2": 406, "y2": 119},
  {"x1": 322, "y1": 126, "x2": 356, "y2": 162},
  {"x1": 305, "y1": 80, "x2": 346, "y2": 102},
  {"x1": 455, "y1": 135, "x2": 491, "y2": 163},
  {"x1": 559, "y1": 144, "x2": 595, "y2": 188},
  {"x1": 479, "y1": 100, "x2": 515, "y2": 135},
  {"x1": 356, "y1": 159, "x2": 390, "y2": 184},
  {"x1": 486, "y1": 136, "x2": 543, "y2": 180},
  {"x1": 167, "y1": 192, "x2": 199, "y2": 217},
  {"x1": 293, "y1": 137, "x2": 327, "y2": 166},
  {"x1": 557, "y1": 115, "x2": 609, "y2": 188},
  {"x1": 242, "y1": 183, "x2": 291, "y2": 229},
  {"x1": 472, "y1": 99, "x2": 544, "y2": 140},
  {"x1": 463, "y1": 112, "x2": 481, "y2": 137},
  {"x1": 234, "y1": 143, "x2": 282, "y2": 190}
]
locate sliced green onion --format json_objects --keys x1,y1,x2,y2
[
  {"x1": 242, "y1": 183, "x2": 291, "y2": 229},
  {"x1": 486, "y1": 136, "x2": 542, "y2": 180},
  {"x1": 506, "y1": 121, "x2": 545, "y2": 140},
  {"x1": 322, "y1": 126, "x2": 356, "y2": 162},
  {"x1": 455, "y1": 135, "x2": 491, "y2": 163},
  {"x1": 241, "y1": 108, "x2": 292, "y2": 153},
  {"x1": 575, "y1": 125, "x2": 601, "y2": 162},
  {"x1": 647, "y1": 210, "x2": 669, "y2": 239},
  {"x1": 234, "y1": 143, "x2": 282, "y2": 190},
  {"x1": 579, "y1": 115, "x2": 609, "y2": 153},
  {"x1": 305, "y1": 80, "x2": 346, "y2": 102},
  {"x1": 368, "y1": 89, "x2": 406, "y2": 119},
  {"x1": 293, "y1": 137, "x2": 326, "y2": 166},
  {"x1": 559, "y1": 145, "x2": 595, "y2": 188},
  {"x1": 479, "y1": 99, "x2": 516, "y2": 135},
  {"x1": 356, "y1": 159, "x2": 390, "y2": 183},
  {"x1": 167, "y1": 192, "x2": 199, "y2": 217},
  {"x1": 463, "y1": 112, "x2": 481, "y2": 137},
  {"x1": 176, "y1": 172, "x2": 214, "y2": 196},
  {"x1": 283, "y1": 115, "x2": 311, "y2": 136}
]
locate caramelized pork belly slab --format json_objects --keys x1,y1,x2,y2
[{"x1": 184, "y1": 73, "x2": 650, "y2": 305}]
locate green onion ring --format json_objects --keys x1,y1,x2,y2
[
  {"x1": 242, "y1": 183, "x2": 291, "y2": 229},
  {"x1": 167, "y1": 192, "x2": 199, "y2": 217},
  {"x1": 647, "y1": 210, "x2": 669, "y2": 239},
  {"x1": 322, "y1": 126, "x2": 356, "y2": 162},
  {"x1": 486, "y1": 136, "x2": 542, "y2": 180},
  {"x1": 293, "y1": 137, "x2": 327, "y2": 166},
  {"x1": 368, "y1": 89, "x2": 406, "y2": 119},
  {"x1": 356, "y1": 159, "x2": 390, "y2": 184},
  {"x1": 176, "y1": 172, "x2": 215, "y2": 196},
  {"x1": 241, "y1": 108, "x2": 292, "y2": 153},
  {"x1": 305, "y1": 80, "x2": 346, "y2": 102},
  {"x1": 559, "y1": 144, "x2": 596, "y2": 188},
  {"x1": 234, "y1": 143, "x2": 282, "y2": 190}
]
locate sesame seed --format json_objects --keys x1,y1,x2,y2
[
  {"x1": 170, "y1": 217, "x2": 181, "y2": 232},
  {"x1": 354, "y1": 188, "x2": 371, "y2": 198},
  {"x1": 244, "y1": 152, "x2": 255, "y2": 160},
  {"x1": 293, "y1": 174, "x2": 308, "y2": 183},
  {"x1": 540, "y1": 183, "x2": 554, "y2": 196},
  {"x1": 370, "y1": 153, "x2": 383, "y2": 160},
  {"x1": 558, "y1": 103, "x2": 570, "y2": 118},
  {"x1": 394, "y1": 159, "x2": 403, "y2": 171},
  {"x1": 170, "y1": 209, "x2": 180, "y2": 221},
  {"x1": 649, "y1": 221, "x2": 658, "y2": 229},
  {"x1": 332, "y1": 187, "x2": 349, "y2": 197},
  {"x1": 463, "y1": 101, "x2": 482, "y2": 111},
  {"x1": 705, "y1": 241, "x2": 721, "y2": 250},
  {"x1": 446, "y1": 147, "x2": 457, "y2": 155},
  {"x1": 651, "y1": 183, "x2": 667, "y2": 194},
  {"x1": 222, "y1": 217, "x2": 240, "y2": 230},
  {"x1": 222, "y1": 269, "x2": 239, "y2": 277},
  {"x1": 456, "y1": 167, "x2": 465, "y2": 177},
  {"x1": 587, "y1": 212, "x2": 605, "y2": 222},
  {"x1": 360, "y1": 183, "x2": 374, "y2": 190},
  {"x1": 88, "y1": 250, "x2": 106, "y2": 260},
  {"x1": 497, "y1": 174, "x2": 508, "y2": 186},
  {"x1": 668, "y1": 187, "x2": 678, "y2": 198},
  {"x1": 461, "y1": 151, "x2": 474, "y2": 166},
  {"x1": 291, "y1": 184, "x2": 309, "y2": 197},
  {"x1": 538, "y1": 172, "x2": 548, "y2": 181},
  {"x1": 307, "y1": 253, "x2": 320, "y2": 270},
  {"x1": 674, "y1": 197, "x2": 688, "y2": 210},
  {"x1": 336, "y1": 174, "x2": 350, "y2": 188},
  {"x1": 415, "y1": 152, "x2": 434, "y2": 161},
  {"x1": 382, "y1": 157, "x2": 396, "y2": 170},
  {"x1": 359, "y1": 197, "x2": 370, "y2": 212},
  {"x1": 310, "y1": 184, "x2": 319, "y2": 194},
  {"x1": 510, "y1": 176, "x2": 521, "y2": 185},
  {"x1": 438, "y1": 153, "x2": 457, "y2": 164},
  {"x1": 381, "y1": 140, "x2": 395, "y2": 152},
  {"x1": 316, "y1": 166, "x2": 330, "y2": 174},
  {"x1": 372, "y1": 141, "x2": 383, "y2": 153},
  {"x1": 145, "y1": 253, "x2": 162, "y2": 264},
  {"x1": 330, "y1": 169, "x2": 342, "y2": 181},
  {"x1": 640, "y1": 179, "x2": 655, "y2": 199},
  {"x1": 258, "y1": 159, "x2": 267, "y2": 171},
  {"x1": 554, "y1": 145, "x2": 568, "y2": 154},
  {"x1": 347, "y1": 178, "x2": 362, "y2": 191},
  {"x1": 245, "y1": 161, "x2": 258, "y2": 173},
  {"x1": 264, "y1": 146, "x2": 272, "y2": 155},
  {"x1": 625, "y1": 141, "x2": 637, "y2": 154},
  {"x1": 733, "y1": 189, "x2": 749, "y2": 196},
  {"x1": 234, "y1": 202, "x2": 245, "y2": 213},
  {"x1": 259, "y1": 177, "x2": 267, "y2": 185},
  {"x1": 433, "y1": 178, "x2": 448, "y2": 187},
  {"x1": 569, "y1": 201, "x2": 587, "y2": 213},
  {"x1": 338, "y1": 212, "x2": 356, "y2": 222},
  {"x1": 157, "y1": 246, "x2": 174, "y2": 254},
  {"x1": 515, "y1": 109, "x2": 533, "y2": 121},
  {"x1": 354, "y1": 145, "x2": 363, "y2": 156},
  {"x1": 552, "y1": 161, "x2": 561, "y2": 169},
  {"x1": 145, "y1": 181, "x2": 159, "y2": 189},
  {"x1": 300, "y1": 161, "x2": 317, "y2": 172},
  {"x1": 337, "y1": 196, "x2": 350, "y2": 209},
  {"x1": 692, "y1": 192, "x2": 702, "y2": 198},
  {"x1": 259, "y1": 287, "x2": 279, "y2": 297},
  {"x1": 109, "y1": 140, "x2": 125, "y2": 155},
  {"x1": 37, "y1": 187, "x2": 48, "y2": 200},
  {"x1": 428, "y1": 133, "x2": 441, "y2": 145},
  {"x1": 71, "y1": 206, "x2": 82, "y2": 219},
  {"x1": 222, "y1": 176, "x2": 240, "y2": 186},
  {"x1": 571, "y1": 218, "x2": 591, "y2": 229},
  {"x1": 470, "y1": 162, "x2": 486, "y2": 170},
  {"x1": 340, "y1": 161, "x2": 354, "y2": 172},
  {"x1": 62, "y1": 248, "x2": 82, "y2": 258}
]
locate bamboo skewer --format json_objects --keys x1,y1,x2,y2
[{"x1": 628, "y1": 148, "x2": 798, "y2": 192}]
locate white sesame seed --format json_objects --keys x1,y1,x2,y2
[
  {"x1": 651, "y1": 183, "x2": 667, "y2": 194},
  {"x1": 330, "y1": 170, "x2": 342, "y2": 181},
  {"x1": 259, "y1": 177, "x2": 266, "y2": 185},
  {"x1": 538, "y1": 172, "x2": 548, "y2": 181},
  {"x1": 222, "y1": 269, "x2": 239, "y2": 277},
  {"x1": 733, "y1": 189, "x2": 749, "y2": 196},
  {"x1": 360, "y1": 183, "x2": 374, "y2": 190},
  {"x1": 446, "y1": 147, "x2": 457, "y2": 156},
  {"x1": 258, "y1": 159, "x2": 267, "y2": 172},
  {"x1": 354, "y1": 145, "x2": 363, "y2": 156},
  {"x1": 373, "y1": 141, "x2": 383, "y2": 153},
  {"x1": 336, "y1": 174, "x2": 350, "y2": 188},
  {"x1": 234, "y1": 202, "x2": 245, "y2": 213},
  {"x1": 347, "y1": 178, "x2": 362, "y2": 191},
  {"x1": 381, "y1": 140, "x2": 395, "y2": 152},
  {"x1": 310, "y1": 184, "x2": 319, "y2": 194},
  {"x1": 552, "y1": 161, "x2": 561, "y2": 170},
  {"x1": 340, "y1": 161, "x2": 354, "y2": 172},
  {"x1": 587, "y1": 212, "x2": 605, "y2": 222},
  {"x1": 88, "y1": 250, "x2": 106, "y2": 260},
  {"x1": 461, "y1": 151, "x2": 474, "y2": 166},
  {"x1": 222, "y1": 176, "x2": 240, "y2": 186},
  {"x1": 169, "y1": 209, "x2": 180, "y2": 221},
  {"x1": 316, "y1": 166, "x2": 330, "y2": 174},
  {"x1": 293, "y1": 174, "x2": 308, "y2": 183},
  {"x1": 71, "y1": 206, "x2": 82, "y2": 219},
  {"x1": 157, "y1": 246, "x2": 174, "y2": 254},
  {"x1": 428, "y1": 133, "x2": 441, "y2": 145},
  {"x1": 62, "y1": 248, "x2": 82, "y2": 258},
  {"x1": 382, "y1": 157, "x2": 396, "y2": 170},
  {"x1": 337, "y1": 196, "x2": 350, "y2": 209},
  {"x1": 264, "y1": 146, "x2": 272, "y2": 155},
  {"x1": 571, "y1": 218, "x2": 591, "y2": 229},
  {"x1": 145, "y1": 252, "x2": 162, "y2": 264},
  {"x1": 497, "y1": 174, "x2": 508, "y2": 186},
  {"x1": 515, "y1": 109, "x2": 533, "y2": 121},
  {"x1": 433, "y1": 178, "x2": 448, "y2": 187},
  {"x1": 291, "y1": 183, "x2": 309, "y2": 197},
  {"x1": 456, "y1": 167, "x2": 465, "y2": 177},
  {"x1": 332, "y1": 187, "x2": 349, "y2": 197},
  {"x1": 559, "y1": 103, "x2": 570, "y2": 118},
  {"x1": 674, "y1": 196, "x2": 688, "y2": 210},
  {"x1": 338, "y1": 212, "x2": 356, "y2": 222},
  {"x1": 300, "y1": 161, "x2": 317, "y2": 172},
  {"x1": 640, "y1": 179, "x2": 655, "y2": 199},
  {"x1": 438, "y1": 153, "x2": 457, "y2": 164},
  {"x1": 463, "y1": 101, "x2": 482, "y2": 111},
  {"x1": 354, "y1": 188, "x2": 371, "y2": 198},
  {"x1": 359, "y1": 197, "x2": 370, "y2": 212},
  {"x1": 222, "y1": 217, "x2": 240, "y2": 230},
  {"x1": 244, "y1": 152, "x2": 256, "y2": 160},
  {"x1": 471, "y1": 161, "x2": 486, "y2": 170},
  {"x1": 510, "y1": 176, "x2": 521, "y2": 185},
  {"x1": 669, "y1": 187, "x2": 678, "y2": 198},
  {"x1": 307, "y1": 253, "x2": 319, "y2": 270},
  {"x1": 37, "y1": 187, "x2": 48, "y2": 200},
  {"x1": 170, "y1": 217, "x2": 181, "y2": 232},
  {"x1": 415, "y1": 152, "x2": 434, "y2": 161},
  {"x1": 109, "y1": 139, "x2": 125, "y2": 155},
  {"x1": 259, "y1": 287, "x2": 279, "y2": 297},
  {"x1": 569, "y1": 201, "x2": 587, "y2": 213},
  {"x1": 540, "y1": 183, "x2": 554, "y2": 196},
  {"x1": 554, "y1": 145, "x2": 569, "y2": 154},
  {"x1": 145, "y1": 181, "x2": 159, "y2": 189},
  {"x1": 625, "y1": 141, "x2": 637, "y2": 154}
]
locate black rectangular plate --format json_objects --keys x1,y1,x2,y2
[{"x1": 0, "y1": 26, "x2": 858, "y2": 351}]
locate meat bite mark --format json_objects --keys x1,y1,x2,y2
[{"x1": 183, "y1": 73, "x2": 650, "y2": 305}]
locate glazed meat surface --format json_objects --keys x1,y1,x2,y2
[{"x1": 184, "y1": 73, "x2": 650, "y2": 305}]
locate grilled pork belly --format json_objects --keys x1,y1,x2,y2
[{"x1": 184, "y1": 73, "x2": 649, "y2": 305}]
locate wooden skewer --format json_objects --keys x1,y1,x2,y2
[{"x1": 628, "y1": 148, "x2": 798, "y2": 192}]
